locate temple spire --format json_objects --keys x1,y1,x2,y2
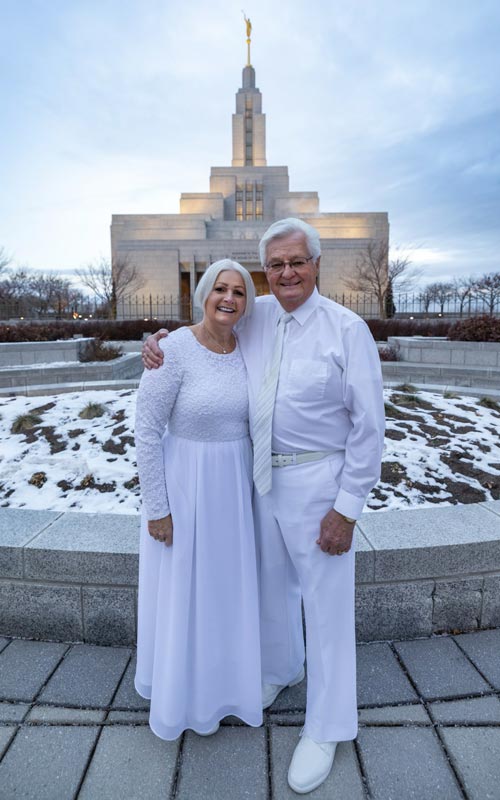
[
  {"x1": 232, "y1": 18, "x2": 266, "y2": 167},
  {"x1": 243, "y1": 12, "x2": 252, "y2": 67}
]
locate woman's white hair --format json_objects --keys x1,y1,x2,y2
[
  {"x1": 193, "y1": 259, "x2": 255, "y2": 318},
  {"x1": 258, "y1": 218, "x2": 321, "y2": 267}
]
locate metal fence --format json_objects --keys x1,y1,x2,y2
[{"x1": 1, "y1": 292, "x2": 499, "y2": 322}]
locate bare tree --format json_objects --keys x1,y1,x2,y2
[
  {"x1": 0, "y1": 247, "x2": 13, "y2": 302},
  {"x1": 76, "y1": 257, "x2": 145, "y2": 319},
  {"x1": 473, "y1": 272, "x2": 500, "y2": 315},
  {"x1": 26, "y1": 273, "x2": 77, "y2": 316},
  {"x1": 417, "y1": 288, "x2": 433, "y2": 314},
  {"x1": 0, "y1": 246, "x2": 11, "y2": 274},
  {"x1": 424, "y1": 281, "x2": 454, "y2": 314},
  {"x1": 341, "y1": 241, "x2": 421, "y2": 319},
  {"x1": 452, "y1": 276, "x2": 476, "y2": 317}
]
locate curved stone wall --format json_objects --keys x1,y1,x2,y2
[{"x1": 1, "y1": 502, "x2": 499, "y2": 645}]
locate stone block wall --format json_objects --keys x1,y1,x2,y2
[
  {"x1": 1, "y1": 502, "x2": 499, "y2": 646},
  {"x1": 388, "y1": 337, "x2": 500, "y2": 367},
  {"x1": 0, "y1": 340, "x2": 93, "y2": 368}
]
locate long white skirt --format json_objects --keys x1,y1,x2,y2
[{"x1": 135, "y1": 432, "x2": 262, "y2": 740}]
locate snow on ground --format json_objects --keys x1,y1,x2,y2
[{"x1": 0, "y1": 387, "x2": 499, "y2": 515}]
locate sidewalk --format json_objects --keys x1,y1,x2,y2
[{"x1": 0, "y1": 629, "x2": 499, "y2": 799}]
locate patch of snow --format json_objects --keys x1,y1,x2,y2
[{"x1": 0, "y1": 388, "x2": 499, "y2": 515}]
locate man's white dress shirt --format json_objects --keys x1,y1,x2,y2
[{"x1": 237, "y1": 288, "x2": 385, "y2": 519}]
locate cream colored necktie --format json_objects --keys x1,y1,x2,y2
[{"x1": 253, "y1": 312, "x2": 292, "y2": 495}]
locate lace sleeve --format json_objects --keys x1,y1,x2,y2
[{"x1": 134, "y1": 337, "x2": 184, "y2": 520}]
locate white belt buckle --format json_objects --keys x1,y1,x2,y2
[{"x1": 273, "y1": 453, "x2": 296, "y2": 468}]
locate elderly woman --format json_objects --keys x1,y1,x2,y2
[{"x1": 134, "y1": 259, "x2": 262, "y2": 740}]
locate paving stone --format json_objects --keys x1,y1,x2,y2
[
  {"x1": 359, "y1": 704, "x2": 430, "y2": 725},
  {"x1": 0, "y1": 509, "x2": 60, "y2": 578},
  {"x1": 358, "y1": 504, "x2": 500, "y2": 580},
  {"x1": 270, "y1": 728, "x2": 364, "y2": 799},
  {"x1": 0, "y1": 701, "x2": 30, "y2": 722},
  {"x1": 0, "y1": 725, "x2": 99, "y2": 799},
  {"x1": 430, "y1": 696, "x2": 500, "y2": 724},
  {"x1": 432, "y1": 578, "x2": 482, "y2": 632},
  {"x1": 0, "y1": 639, "x2": 67, "y2": 702},
  {"x1": 177, "y1": 727, "x2": 267, "y2": 800},
  {"x1": 27, "y1": 705, "x2": 106, "y2": 724},
  {"x1": 394, "y1": 637, "x2": 490, "y2": 699},
  {"x1": 441, "y1": 727, "x2": 500, "y2": 800},
  {"x1": 357, "y1": 643, "x2": 418, "y2": 706},
  {"x1": 454, "y1": 628, "x2": 500, "y2": 688},
  {"x1": 0, "y1": 637, "x2": 10, "y2": 654},
  {"x1": 38, "y1": 643, "x2": 131, "y2": 708},
  {"x1": 82, "y1": 586, "x2": 136, "y2": 645},
  {"x1": 111, "y1": 654, "x2": 150, "y2": 711},
  {"x1": 0, "y1": 580, "x2": 83, "y2": 640},
  {"x1": 0, "y1": 726, "x2": 16, "y2": 758},
  {"x1": 106, "y1": 709, "x2": 150, "y2": 723},
  {"x1": 24, "y1": 511, "x2": 139, "y2": 584},
  {"x1": 356, "y1": 583, "x2": 433, "y2": 641},
  {"x1": 357, "y1": 727, "x2": 462, "y2": 799},
  {"x1": 79, "y1": 725, "x2": 179, "y2": 800},
  {"x1": 482, "y1": 575, "x2": 500, "y2": 627},
  {"x1": 267, "y1": 710, "x2": 305, "y2": 725}
]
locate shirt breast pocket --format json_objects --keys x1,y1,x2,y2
[{"x1": 286, "y1": 359, "x2": 329, "y2": 402}]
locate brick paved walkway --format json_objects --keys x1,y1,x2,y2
[{"x1": 0, "y1": 629, "x2": 499, "y2": 799}]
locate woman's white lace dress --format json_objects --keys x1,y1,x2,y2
[{"x1": 134, "y1": 326, "x2": 262, "y2": 739}]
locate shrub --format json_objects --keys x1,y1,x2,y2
[
  {"x1": 79, "y1": 339, "x2": 123, "y2": 362},
  {"x1": 448, "y1": 315, "x2": 500, "y2": 342},
  {"x1": 367, "y1": 318, "x2": 451, "y2": 342},
  {"x1": 394, "y1": 383, "x2": 418, "y2": 393},
  {"x1": 378, "y1": 345, "x2": 400, "y2": 361},
  {"x1": 28, "y1": 472, "x2": 47, "y2": 488},
  {"x1": 79, "y1": 402, "x2": 106, "y2": 419},
  {"x1": 0, "y1": 319, "x2": 184, "y2": 343},
  {"x1": 11, "y1": 413, "x2": 42, "y2": 433},
  {"x1": 478, "y1": 397, "x2": 500, "y2": 411}
]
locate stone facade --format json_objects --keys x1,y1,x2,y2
[{"x1": 111, "y1": 63, "x2": 389, "y2": 319}]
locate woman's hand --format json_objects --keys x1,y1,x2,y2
[
  {"x1": 148, "y1": 515, "x2": 173, "y2": 546},
  {"x1": 142, "y1": 330, "x2": 168, "y2": 370}
]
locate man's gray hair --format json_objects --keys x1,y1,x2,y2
[
  {"x1": 194, "y1": 259, "x2": 256, "y2": 318},
  {"x1": 259, "y1": 218, "x2": 321, "y2": 267}
]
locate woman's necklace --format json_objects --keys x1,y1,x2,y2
[{"x1": 199, "y1": 324, "x2": 235, "y2": 354}]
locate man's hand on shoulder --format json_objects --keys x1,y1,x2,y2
[
  {"x1": 142, "y1": 329, "x2": 168, "y2": 370},
  {"x1": 317, "y1": 509, "x2": 355, "y2": 556}
]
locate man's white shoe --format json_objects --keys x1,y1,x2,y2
[
  {"x1": 287, "y1": 735, "x2": 337, "y2": 794},
  {"x1": 262, "y1": 666, "x2": 305, "y2": 709}
]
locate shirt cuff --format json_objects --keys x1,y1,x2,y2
[{"x1": 333, "y1": 488, "x2": 366, "y2": 520}]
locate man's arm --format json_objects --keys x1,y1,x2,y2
[
  {"x1": 142, "y1": 329, "x2": 168, "y2": 370},
  {"x1": 319, "y1": 319, "x2": 385, "y2": 556}
]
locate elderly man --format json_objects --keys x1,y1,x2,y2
[{"x1": 142, "y1": 218, "x2": 385, "y2": 794}]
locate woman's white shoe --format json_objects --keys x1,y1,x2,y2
[
  {"x1": 195, "y1": 723, "x2": 220, "y2": 736},
  {"x1": 261, "y1": 666, "x2": 305, "y2": 709},
  {"x1": 287, "y1": 735, "x2": 337, "y2": 794}
]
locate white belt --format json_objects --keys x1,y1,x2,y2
[{"x1": 271, "y1": 451, "x2": 333, "y2": 468}]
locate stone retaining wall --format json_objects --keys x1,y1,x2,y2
[
  {"x1": 0, "y1": 339, "x2": 93, "y2": 367},
  {"x1": 0, "y1": 353, "x2": 142, "y2": 389},
  {"x1": 1, "y1": 503, "x2": 499, "y2": 645},
  {"x1": 388, "y1": 337, "x2": 500, "y2": 367}
]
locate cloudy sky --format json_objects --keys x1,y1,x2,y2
[{"x1": 1, "y1": 0, "x2": 499, "y2": 287}]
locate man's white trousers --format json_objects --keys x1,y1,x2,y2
[{"x1": 253, "y1": 455, "x2": 358, "y2": 743}]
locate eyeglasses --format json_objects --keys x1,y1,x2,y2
[{"x1": 264, "y1": 256, "x2": 314, "y2": 274}]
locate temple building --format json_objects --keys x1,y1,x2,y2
[{"x1": 111, "y1": 35, "x2": 389, "y2": 319}]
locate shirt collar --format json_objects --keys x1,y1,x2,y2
[{"x1": 274, "y1": 287, "x2": 320, "y2": 326}]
